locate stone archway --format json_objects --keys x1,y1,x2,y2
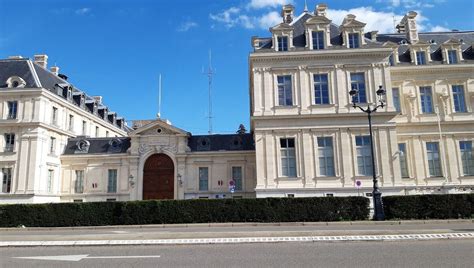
[{"x1": 143, "y1": 154, "x2": 174, "y2": 200}]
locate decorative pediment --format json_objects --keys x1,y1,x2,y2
[
  {"x1": 340, "y1": 14, "x2": 366, "y2": 29},
  {"x1": 305, "y1": 15, "x2": 331, "y2": 25},
  {"x1": 383, "y1": 41, "x2": 399, "y2": 48},
  {"x1": 411, "y1": 40, "x2": 430, "y2": 47},
  {"x1": 270, "y1": 23, "x2": 293, "y2": 32},
  {"x1": 129, "y1": 119, "x2": 188, "y2": 136},
  {"x1": 441, "y1": 38, "x2": 462, "y2": 47}
]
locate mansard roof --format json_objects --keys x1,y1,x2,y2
[
  {"x1": 63, "y1": 137, "x2": 131, "y2": 155},
  {"x1": 188, "y1": 133, "x2": 255, "y2": 152}
]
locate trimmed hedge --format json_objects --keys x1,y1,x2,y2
[
  {"x1": 383, "y1": 194, "x2": 473, "y2": 220},
  {"x1": 0, "y1": 197, "x2": 369, "y2": 227}
]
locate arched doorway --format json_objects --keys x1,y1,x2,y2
[{"x1": 143, "y1": 154, "x2": 174, "y2": 200}]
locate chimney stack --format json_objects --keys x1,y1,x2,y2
[
  {"x1": 396, "y1": 11, "x2": 419, "y2": 43},
  {"x1": 315, "y1": 3, "x2": 328, "y2": 17},
  {"x1": 93, "y1": 96, "x2": 103, "y2": 104},
  {"x1": 50, "y1": 66, "x2": 59, "y2": 76},
  {"x1": 370, "y1": 31, "x2": 378, "y2": 41},
  {"x1": 281, "y1": 4, "x2": 295, "y2": 23},
  {"x1": 34, "y1": 54, "x2": 48, "y2": 69}
]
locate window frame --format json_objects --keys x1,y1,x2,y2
[
  {"x1": 313, "y1": 73, "x2": 330, "y2": 105},
  {"x1": 277, "y1": 36, "x2": 288, "y2": 51},
  {"x1": 348, "y1": 33, "x2": 360, "y2": 48},
  {"x1": 355, "y1": 136, "x2": 373, "y2": 176},
  {"x1": 280, "y1": 138, "x2": 297, "y2": 178},
  {"x1": 1, "y1": 168, "x2": 12, "y2": 193},
  {"x1": 51, "y1": 106, "x2": 58, "y2": 126},
  {"x1": 312, "y1": 31, "x2": 325, "y2": 50},
  {"x1": 317, "y1": 137, "x2": 335, "y2": 177},
  {"x1": 350, "y1": 72, "x2": 367, "y2": 103},
  {"x1": 447, "y1": 50, "x2": 458, "y2": 64},
  {"x1": 277, "y1": 75, "x2": 293, "y2": 106},
  {"x1": 398, "y1": 143, "x2": 409, "y2": 178},
  {"x1": 231, "y1": 166, "x2": 243, "y2": 191},
  {"x1": 452, "y1": 85, "x2": 467, "y2": 113},
  {"x1": 459, "y1": 141, "x2": 474, "y2": 176},
  {"x1": 7, "y1": 101, "x2": 18, "y2": 119},
  {"x1": 47, "y1": 169, "x2": 54, "y2": 193},
  {"x1": 198, "y1": 167, "x2": 209, "y2": 191},
  {"x1": 392, "y1": 87, "x2": 401, "y2": 113},
  {"x1": 419, "y1": 86, "x2": 434, "y2": 114},
  {"x1": 426, "y1": 142, "x2": 443, "y2": 177},
  {"x1": 4, "y1": 133, "x2": 15, "y2": 152},
  {"x1": 74, "y1": 170, "x2": 84, "y2": 194},
  {"x1": 416, "y1": 51, "x2": 426, "y2": 65},
  {"x1": 107, "y1": 169, "x2": 118, "y2": 193}
]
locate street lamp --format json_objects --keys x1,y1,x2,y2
[{"x1": 349, "y1": 85, "x2": 386, "y2": 221}]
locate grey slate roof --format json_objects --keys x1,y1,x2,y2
[
  {"x1": 188, "y1": 133, "x2": 255, "y2": 152},
  {"x1": 0, "y1": 59, "x2": 38, "y2": 88},
  {"x1": 63, "y1": 137, "x2": 131, "y2": 155}
]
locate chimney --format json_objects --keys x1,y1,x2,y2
[
  {"x1": 50, "y1": 66, "x2": 59, "y2": 76},
  {"x1": 281, "y1": 4, "x2": 295, "y2": 23},
  {"x1": 397, "y1": 11, "x2": 419, "y2": 43},
  {"x1": 315, "y1": 3, "x2": 328, "y2": 17},
  {"x1": 34, "y1": 54, "x2": 48, "y2": 69},
  {"x1": 370, "y1": 31, "x2": 378, "y2": 41},
  {"x1": 92, "y1": 96, "x2": 103, "y2": 104}
]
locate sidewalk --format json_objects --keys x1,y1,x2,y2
[{"x1": 1, "y1": 219, "x2": 472, "y2": 247}]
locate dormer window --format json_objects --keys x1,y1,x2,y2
[
  {"x1": 6, "y1": 76, "x2": 26, "y2": 88},
  {"x1": 447, "y1": 50, "x2": 458, "y2": 64},
  {"x1": 416, "y1": 51, "x2": 426, "y2": 65},
  {"x1": 348, "y1": 33, "x2": 360, "y2": 48},
  {"x1": 277, "y1": 36, "x2": 288, "y2": 51},
  {"x1": 312, "y1": 31, "x2": 324, "y2": 50}
]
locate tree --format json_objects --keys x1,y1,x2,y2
[{"x1": 236, "y1": 124, "x2": 246, "y2": 134}]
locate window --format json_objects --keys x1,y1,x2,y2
[
  {"x1": 51, "y1": 107, "x2": 58, "y2": 125},
  {"x1": 312, "y1": 31, "x2": 324, "y2": 50},
  {"x1": 68, "y1": 115, "x2": 74, "y2": 131},
  {"x1": 2, "y1": 168, "x2": 12, "y2": 193},
  {"x1": 280, "y1": 138, "x2": 297, "y2": 177},
  {"x1": 420, "y1": 86, "x2": 433, "y2": 113},
  {"x1": 277, "y1": 75, "x2": 293, "y2": 106},
  {"x1": 350, "y1": 73, "x2": 367, "y2": 103},
  {"x1": 95, "y1": 126, "x2": 99, "y2": 137},
  {"x1": 47, "y1": 169, "x2": 53, "y2": 193},
  {"x1": 317, "y1": 137, "x2": 335, "y2": 176},
  {"x1": 356, "y1": 136, "x2": 373, "y2": 176},
  {"x1": 447, "y1": 50, "x2": 458, "y2": 64},
  {"x1": 460, "y1": 141, "x2": 474, "y2": 176},
  {"x1": 49, "y1": 137, "x2": 56, "y2": 155},
  {"x1": 232, "y1": 166, "x2": 242, "y2": 191},
  {"x1": 107, "y1": 169, "x2": 117, "y2": 193},
  {"x1": 452, "y1": 85, "x2": 466, "y2": 113},
  {"x1": 389, "y1": 54, "x2": 395, "y2": 66},
  {"x1": 426, "y1": 142, "x2": 442, "y2": 177},
  {"x1": 416, "y1": 51, "x2": 426, "y2": 65},
  {"x1": 277, "y1": 36, "x2": 288, "y2": 51},
  {"x1": 348, "y1": 33, "x2": 360, "y2": 48},
  {"x1": 7, "y1": 101, "x2": 17, "y2": 119},
  {"x1": 393, "y1": 88, "x2": 401, "y2": 113},
  {"x1": 105, "y1": 131, "x2": 109, "y2": 137},
  {"x1": 398, "y1": 143, "x2": 409, "y2": 178},
  {"x1": 4, "y1": 133, "x2": 14, "y2": 152},
  {"x1": 74, "y1": 170, "x2": 84, "y2": 193},
  {"x1": 314, "y1": 74, "x2": 329, "y2": 104},
  {"x1": 199, "y1": 167, "x2": 208, "y2": 191},
  {"x1": 82, "y1": 120, "x2": 87, "y2": 135}
]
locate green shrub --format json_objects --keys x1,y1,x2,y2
[
  {"x1": 0, "y1": 197, "x2": 369, "y2": 227},
  {"x1": 383, "y1": 194, "x2": 473, "y2": 220}
]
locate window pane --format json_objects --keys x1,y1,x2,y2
[
  {"x1": 350, "y1": 73, "x2": 366, "y2": 103},
  {"x1": 356, "y1": 136, "x2": 373, "y2": 176},
  {"x1": 460, "y1": 141, "x2": 474, "y2": 176},
  {"x1": 314, "y1": 74, "x2": 329, "y2": 104},
  {"x1": 108, "y1": 169, "x2": 117, "y2": 193},
  {"x1": 420, "y1": 87, "x2": 433, "y2": 113},
  {"x1": 2, "y1": 168, "x2": 12, "y2": 193},
  {"x1": 232, "y1": 167, "x2": 242, "y2": 191},
  {"x1": 348, "y1": 33, "x2": 359, "y2": 48},
  {"x1": 416, "y1": 51, "x2": 426, "y2": 65},
  {"x1": 277, "y1": 75, "x2": 292, "y2": 106},
  {"x1": 452, "y1": 85, "x2": 466, "y2": 112},
  {"x1": 398, "y1": 143, "x2": 409, "y2": 178},
  {"x1": 312, "y1": 31, "x2": 324, "y2": 50},
  {"x1": 448, "y1": 50, "x2": 458, "y2": 64},
  {"x1": 318, "y1": 137, "x2": 335, "y2": 176},
  {"x1": 392, "y1": 88, "x2": 401, "y2": 112},
  {"x1": 426, "y1": 142, "x2": 442, "y2": 177},
  {"x1": 281, "y1": 138, "x2": 296, "y2": 177},
  {"x1": 199, "y1": 167, "x2": 208, "y2": 191}
]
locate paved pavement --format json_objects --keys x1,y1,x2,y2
[{"x1": 1, "y1": 239, "x2": 473, "y2": 268}]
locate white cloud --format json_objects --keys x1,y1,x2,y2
[
  {"x1": 248, "y1": 0, "x2": 293, "y2": 9},
  {"x1": 258, "y1": 11, "x2": 282, "y2": 29},
  {"x1": 377, "y1": 0, "x2": 445, "y2": 9},
  {"x1": 75, "y1": 8, "x2": 91, "y2": 15},
  {"x1": 209, "y1": 7, "x2": 241, "y2": 28},
  {"x1": 177, "y1": 21, "x2": 198, "y2": 32},
  {"x1": 430, "y1": 25, "x2": 450, "y2": 32}
]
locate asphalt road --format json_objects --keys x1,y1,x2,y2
[{"x1": 1, "y1": 239, "x2": 473, "y2": 268}]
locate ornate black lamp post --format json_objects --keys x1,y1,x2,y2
[{"x1": 349, "y1": 85, "x2": 386, "y2": 221}]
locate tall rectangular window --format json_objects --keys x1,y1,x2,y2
[
  {"x1": 350, "y1": 73, "x2": 367, "y2": 103},
  {"x1": 447, "y1": 50, "x2": 458, "y2": 64},
  {"x1": 420, "y1": 86, "x2": 433, "y2": 113},
  {"x1": 74, "y1": 170, "x2": 84, "y2": 193},
  {"x1": 277, "y1": 36, "x2": 288, "y2": 51},
  {"x1": 389, "y1": 54, "x2": 395, "y2": 66},
  {"x1": 277, "y1": 75, "x2": 293, "y2": 106},
  {"x1": 232, "y1": 166, "x2": 243, "y2": 191},
  {"x1": 4, "y1": 133, "x2": 15, "y2": 152},
  {"x1": 199, "y1": 167, "x2": 209, "y2": 191},
  {"x1": 69, "y1": 115, "x2": 74, "y2": 131},
  {"x1": 2, "y1": 168, "x2": 12, "y2": 193},
  {"x1": 356, "y1": 136, "x2": 373, "y2": 176},
  {"x1": 312, "y1": 31, "x2": 324, "y2": 50},
  {"x1": 280, "y1": 138, "x2": 297, "y2": 177},
  {"x1": 416, "y1": 51, "x2": 426, "y2": 65},
  {"x1": 51, "y1": 107, "x2": 58, "y2": 125},
  {"x1": 398, "y1": 143, "x2": 409, "y2": 178},
  {"x1": 460, "y1": 141, "x2": 474, "y2": 176},
  {"x1": 348, "y1": 33, "x2": 359, "y2": 48},
  {"x1": 7, "y1": 101, "x2": 17, "y2": 119},
  {"x1": 426, "y1": 142, "x2": 442, "y2": 177},
  {"x1": 106, "y1": 131, "x2": 109, "y2": 137},
  {"x1": 47, "y1": 169, "x2": 53, "y2": 193},
  {"x1": 317, "y1": 137, "x2": 335, "y2": 176},
  {"x1": 107, "y1": 169, "x2": 117, "y2": 193},
  {"x1": 314, "y1": 74, "x2": 329, "y2": 104},
  {"x1": 392, "y1": 88, "x2": 401, "y2": 113},
  {"x1": 82, "y1": 120, "x2": 87, "y2": 135},
  {"x1": 95, "y1": 126, "x2": 99, "y2": 137},
  {"x1": 452, "y1": 85, "x2": 466, "y2": 113},
  {"x1": 49, "y1": 137, "x2": 56, "y2": 155}
]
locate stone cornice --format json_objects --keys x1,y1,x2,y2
[{"x1": 390, "y1": 64, "x2": 474, "y2": 75}]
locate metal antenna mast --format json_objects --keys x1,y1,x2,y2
[
  {"x1": 203, "y1": 50, "x2": 215, "y2": 134},
  {"x1": 157, "y1": 74, "x2": 162, "y2": 118}
]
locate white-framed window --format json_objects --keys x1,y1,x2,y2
[
  {"x1": 392, "y1": 88, "x2": 401, "y2": 113},
  {"x1": 95, "y1": 126, "x2": 99, "y2": 137},
  {"x1": 317, "y1": 137, "x2": 335, "y2": 176},
  {"x1": 4, "y1": 133, "x2": 15, "y2": 152},
  {"x1": 452, "y1": 85, "x2": 466, "y2": 113},
  {"x1": 277, "y1": 36, "x2": 288, "y2": 51},
  {"x1": 199, "y1": 167, "x2": 209, "y2": 191},
  {"x1": 277, "y1": 75, "x2": 293, "y2": 106},
  {"x1": 419, "y1": 86, "x2": 434, "y2": 113},
  {"x1": 49, "y1": 137, "x2": 56, "y2": 155},
  {"x1": 82, "y1": 120, "x2": 87, "y2": 135},
  {"x1": 68, "y1": 114, "x2": 74, "y2": 131},
  {"x1": 75, "y1": 170, "x2": 84, "y2": 193},
  {"x1": 356, "y1": 136, "x2": 373, "y2": 176},
  {"x1": 280, "y1": 138, "x2": 297, "y2": 177},
  {"x1": 416, "y1": 51, "x2": 426, "y2": 65},
  {"x1": 51, "y1": 107, "x2": 58, "y2": 126},
  {"x1": 47, "y1": 169, "x2": 54, "y2": 193},
  {"x1": 389, "y1": 54, "x2": 395, "y2": 66},
  {"x1": 447, "y1": 50, "x2": 458, "y2": 64},
  {"x1": 7, "y1": 101, "x2": 17, "y2": 119},
  {"x1": 398, "y1": 143, "x2": 409, "y2": 178},
  {"x1": 460, "y1": 141, "x2": 474, "y2": 176},
  {"x1": 232, "y1": 166, "x2": 243, "y2": 191},
  {"x1": 312, "y1": 31, "x2": 324, "y2": 50},
  {"x1": 106, "y1": 131, "x2": 109, "y2": 137},
  {"x1": 1, "y1": 168, "x2": 12, "y2": 193},
  {"x1": 426, "y1": 142, "x2": 442, "y2": 177},
  {"x1": 314, "y1": 74, "x2": 329, "y2": 104},
  {"x1": 348, "y1": 33, "x2": 360, "y2": 48},
  {"x1": 107, "y1": 169, "x2": 117, "y2": 193},
  {"x1": 350, "y1": 73, "x2": 367, "y2": 103}
]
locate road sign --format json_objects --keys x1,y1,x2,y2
[{"x1": 356, "y1": 180, "x2": 362, "y2": 188}]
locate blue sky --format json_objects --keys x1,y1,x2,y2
[{"x1": 1, "y1": 0, "x2": 473, "y2": 134}]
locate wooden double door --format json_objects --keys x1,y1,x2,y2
[{"x1": 143, "y1": 154, "x2": 174, "y2": 200}]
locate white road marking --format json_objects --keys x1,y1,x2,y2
[
  {"x1": 110, "y1": 231, "x2": 128, "y2": 234},
  {"x1": 13, "y1": 255, "x2": 161, "y2": 262},
  {"x1": 2, "y1": 232, "x2": 473, "y2": 247}
]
